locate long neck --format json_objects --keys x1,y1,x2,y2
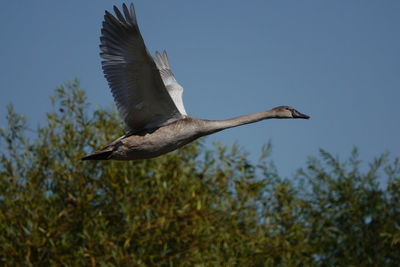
[{"x1": 200, "y1": 109, "x2": 277, "y2": 136}]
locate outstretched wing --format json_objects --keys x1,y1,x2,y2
[
  {"x1": 100, "y1": 3, "x2": 183, "y2": 133},
  {"x1": 154, "y1": 51, "x2": 187, "y2": 115}
]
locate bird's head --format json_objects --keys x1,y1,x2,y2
[{"x1": 272, "y1": 106, "x2": 310, "y2": 119}]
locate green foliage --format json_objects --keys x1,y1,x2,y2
[{"x1": 0, "y1": 80, "x2": 399, "y2": 266}]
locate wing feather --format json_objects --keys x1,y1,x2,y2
[
  {"x1": 154, "y1": 50, "x2": 187, "y2": 115},
  {"x1": 100, "y1": 3, "x2": 183, "y2": 133}
]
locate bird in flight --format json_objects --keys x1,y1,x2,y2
[{"x1": 82, "y1": 3, "x2": 309, "y2": 161}]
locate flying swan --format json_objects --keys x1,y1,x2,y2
[{"x1": 82, "y1": 3, "x2": 310, "y2": 161}]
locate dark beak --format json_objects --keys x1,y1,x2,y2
[{"x1": 293, "y1": 110, "x2": 310, "y2": 119}]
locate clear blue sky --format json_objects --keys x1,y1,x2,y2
[{"x1": 1, "y1": 1, "x2": 399, "y2": 178}]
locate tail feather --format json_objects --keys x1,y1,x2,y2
[{"x1": 81, "y1": 150, "x2": 113, "y2": 161}]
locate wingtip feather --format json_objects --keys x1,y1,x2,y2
[{"x1": 81, "y1": 150, "x2": 113, "y2": 161}]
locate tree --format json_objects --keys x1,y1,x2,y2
[{"x1": 0, "y1": 80, "x2": 399, "y2": 266}]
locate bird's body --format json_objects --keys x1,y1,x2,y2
[
  {"x1": 89, "y1": 118, "x2": 204, "y2": 160},
  {"x1": 82, "y1": 3, "x2": 309, "y2": 161}
]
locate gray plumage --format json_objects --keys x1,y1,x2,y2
[
  {"x1": 100, "y1": 4, "x2": 182, "y2": 133},
  {"x1": 154, "y1": 50, "x2": 187, "y2": 116},
  {"x1": 82, "y1": 4, "x2": 309, "y2": 161}
]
